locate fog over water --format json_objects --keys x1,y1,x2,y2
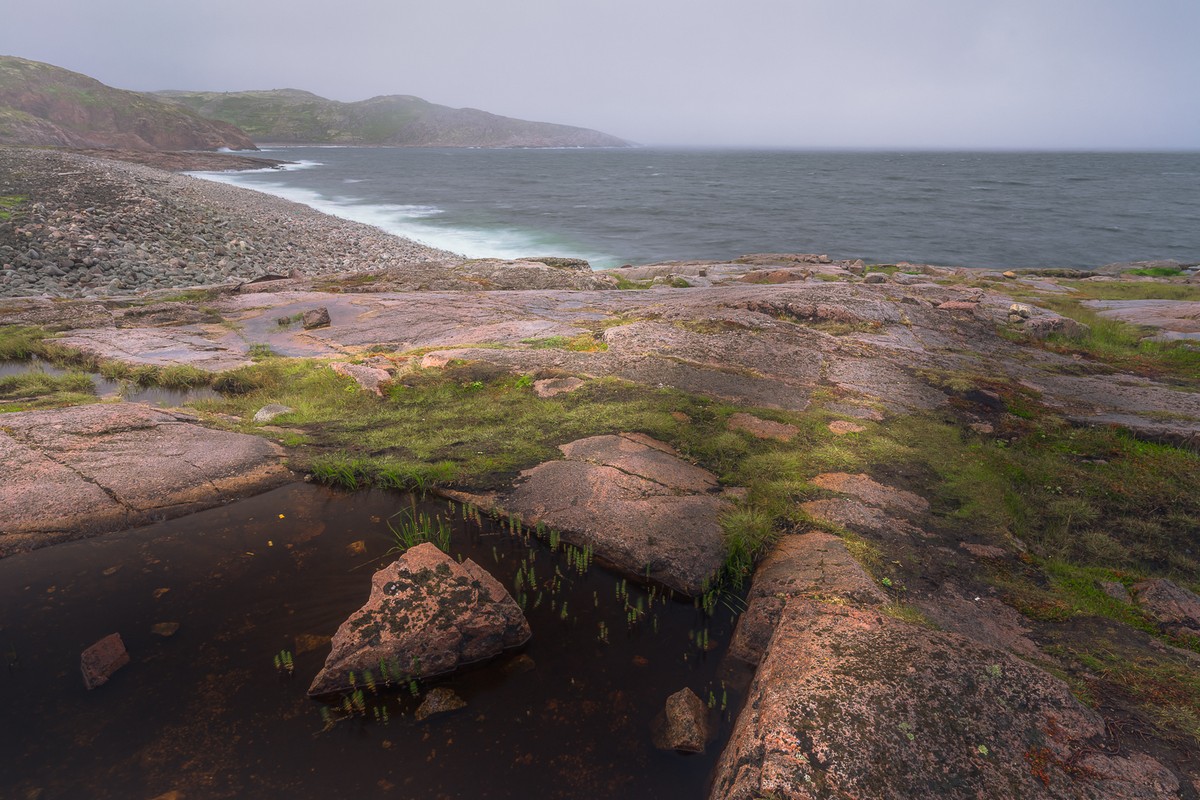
[{"x1": 4, "y1": 0, "x2": 1199, "y2": 149}]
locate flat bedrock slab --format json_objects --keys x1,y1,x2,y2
[
  {"x1": 726, "y1": 412, "x2": 799, "y2": 441},
  {"x1": 712, "y1": 599, "x2": 1181, "y2": 800},
  {"x1": 0, "y1": 403, "x2": 289, "y2": 556},
  {"x1": 809, "y1": 472, "x2": 931, "y2": 517},
  {"x1": 308, "y1": 543, "x2": 530, "y2": 696},
  {"x1": 504, "y1": 433, "x2": 728, "y2": 596}
]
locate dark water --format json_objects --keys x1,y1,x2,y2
[
  {"x1": 0, "y1": 484, "x2": 749, "y2": 800},
  {"x1": 195, "y1": 148, "x2": 1200, "y2": 269}
]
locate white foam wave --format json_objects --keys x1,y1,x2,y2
[{"x1": 187, "y1": 169, "x2": 619, "y2": 266}]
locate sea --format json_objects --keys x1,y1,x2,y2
[{"x1": 194, "y1": 148, "x2": 1200, "y2": 270}]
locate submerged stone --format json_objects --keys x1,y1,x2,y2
[
  {"x1": 81, "y1": 633, "x2": 129, "y2": 690},
  {"x1": 414, "y1": 687, "x2": 467, "y2": 722},
  {"x1": 307, "y1": 543, "x2": 530, "y2": 696}
]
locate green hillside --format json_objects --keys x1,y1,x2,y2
[
  {"x1": 0, "y1": 56, "x2": 255, "y2": 150},
  {"x1": 154, "y1": 89, "x2": 630, "y2": 148}
]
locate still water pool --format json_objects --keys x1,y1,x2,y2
[{"x1": 0, "y1": 483, "x2": 749, "y2": 799}]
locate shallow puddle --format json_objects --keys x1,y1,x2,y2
[
  {"x1": 0, "y1": 358, "x2": 219, "y2": 406},
  {"x1": 0, "y1": 483, "x2": 751, "y2": 799}
]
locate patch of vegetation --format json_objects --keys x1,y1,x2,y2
[
  {"x1": 520, "y1": 333, "x2": 608, "y2": 352},
  {"x1": 0, "y1": 369, "x2": 96, "y2": 412},
  {"x1": 1125, "y1": 267, "x2": 1184, "y2": 278},
  {"x1": 614, "y1": 276, "x2": 652, "y2": 290},
  {"x1": 0, "y1": 194, "x2": 27, "y2": 220}
]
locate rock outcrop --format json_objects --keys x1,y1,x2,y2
[
  {"x1": 308, "y1": 543, "x2": 530, "y2": 696},
  {"x1": 503, "y1": 433, "x2": 729, "y2": 596},
  {"x1": 0, "y1": 403, "x2": 289, "y2": 555},
  {"x1": 713, "y1": 600, "x2": 1180, "y2": 800}
]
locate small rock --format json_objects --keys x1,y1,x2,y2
[
  {"x1": 414, "y1": 687, "x2": 467, "y2": 722},
  {"x1": 253, "y1": 404, "x2": 294, "y2": 424},
  {"x1": 1002, "y1": 270, "x2": 1018, "y2": 279},
  {"x1": 863, "y1": 273, "x2": 888, "y2": 284},
  {"x1": 301, "y1": 307, "x2": 331, "y2": 329},
  {"x1": 1097, "y1": 581, "x2": 1130, "y2": 603},
  {"x1": 969, "y1": 422, "x2": 995, "y2": 434},
  {"x1": 1131, "y1": 579, "x2": 1200, "y2": 638},
  {"x1": 330, "y1": 362, "x2": 391, "y2": 396},
  {"x1": 503, "y1": 654, "x2": 536, "y2": 675},
  {"x1": 653, "y1": 688, "x2": 709, "y2": 752},
  {"x1": 81, "y1": 633, "x2": 130, "y2": 690},
  {"x1": 151, "y1": 622, "x2": 180, "y2": 637},
  {"x1": 295, "y1": 633, "x2": 332, "y2": 655},
  {"x1": 827, "y1": 420, "x2": 865, "y2": 435},
  {"x1": 727, "y1": 412, "x2": 798, "y2": 441},
  {"x1": 1009, "y1": 303, "x2": 1032, "y2": 319},
  {"x1": 532, "y1": 377, "x2": 585, "y2": 398},
  {"x1": 937, "y1": 301, "x2": 979, "y2": 312},
  {"x1": 346, "y1": 540, "x2": 367, "y2": 556}
]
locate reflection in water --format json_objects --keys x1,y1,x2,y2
[
  {"x1": 0, "y1": 359, "x2": 219, "y2": 406},
  {"x1": 0, "y1": 483, "x2": 750, "y2": 800}
]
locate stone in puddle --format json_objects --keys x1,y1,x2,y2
[
  {"x1": 414, "y1": 687, "x2": 467, "y2": 722},
  {"x1": 653, "y1": 687, "x2": 709, "y2": 753},
  {"x1": 81, "y1": 633, "x2": 130, "y2": 690},
  {"x1": 151, "y1": 622, "x2": 180, "y2": 637},
  {"x1": 307, "y1": 543, "x2": 530, "y2": 696},
  {"x1": 302, "y1": 306, "x2": 331, "y2": 329}
]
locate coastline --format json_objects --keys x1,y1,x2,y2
[{"x1": 0, "y1": 146, "x2": 461, "y2": 297}]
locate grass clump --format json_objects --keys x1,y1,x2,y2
[
  {"x1": 0, "y1": 370, "x2": 97, "y2": 411},
  {"x1": 0, "y1": 194, "x2": 26, "y2": 220},
  {"x1": 520, "y1": 333, "x2": 608, "y2": 352},
  {"x1": 1124, "y1": 267, "x2": 1184, "y2": 278}
]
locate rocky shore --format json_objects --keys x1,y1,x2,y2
[
  {"x1": 0, "y1": 146, "x2": 459, "y2": 297},
  {"x1": 2, "y1": 145, "x2": 1199, "y2": 798}
]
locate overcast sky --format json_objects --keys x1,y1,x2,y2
[{"x1": 3, "y1": 0, "x2": 1197, "y2": 148}]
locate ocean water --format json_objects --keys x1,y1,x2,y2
[{"x1": 193, "y1": 148, "x2": 1200, "y2": 270}]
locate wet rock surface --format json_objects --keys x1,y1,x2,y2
[
  {"x1": 653, "y1": 688, "x2": 709, "y2": 753},
  {"x1": 0, "y1": 403, "x2": 289, "y2": 556},
  {"x1": 308, "y1": 543, "x2": 531, "y2": 696},
  {"x1": 503, "y1": 433, "x2": 728, "y2": 596}
]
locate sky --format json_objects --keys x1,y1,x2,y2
[{"x1": 3, "y1": 0, "x2": 1198, "y2": 149}]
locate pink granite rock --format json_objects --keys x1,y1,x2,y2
[{"x1": 308, "y1": 544, "x2": 529, "y2": 696}]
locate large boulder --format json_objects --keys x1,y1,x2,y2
[
  {"x1": 712, "y1": 600, "x2": 1179, "y2": 800},
  {"x1": 308, "y1": 543, "x2": 530, "y2": 696},
  {"x1": 504, "y1": 433, "x2": 728, "y2": 596}
]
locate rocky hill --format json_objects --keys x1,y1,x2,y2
[
  {"x1": 0, "y1": 56, "x2": 255, "y2": 151},
  {"x1": 153, "y1": 88, "x2": 630, "y2": 147}
]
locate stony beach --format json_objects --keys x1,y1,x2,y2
[{"x1": 0, "y1": 146, "x2": 459, "y2": 297}]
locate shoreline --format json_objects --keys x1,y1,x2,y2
[{"x1": 0, "y1": 146, "x2": 461, "y2": 298}]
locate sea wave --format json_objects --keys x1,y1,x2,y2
[{"x1": 186, "y1": 169, "x2": 620, "y2": 266}]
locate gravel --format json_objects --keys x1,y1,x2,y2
[{"x1": 0, "y1": 146, "x2": 461, "y2": 298}]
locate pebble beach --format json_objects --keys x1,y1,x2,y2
[{"x1": 0, "y1": 147, "x2": 460, "y2": 298}]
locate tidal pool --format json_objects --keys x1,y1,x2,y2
[
  {"x1": 0, "y1": 483, "x2": 750, "y2": 799},
  {"x1": 0, "y1": 358, "x2": 220, "y2": 406}
]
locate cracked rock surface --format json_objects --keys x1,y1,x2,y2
[{"x1": 0, "y1": 403, "x2": 289, "y2": 555}]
